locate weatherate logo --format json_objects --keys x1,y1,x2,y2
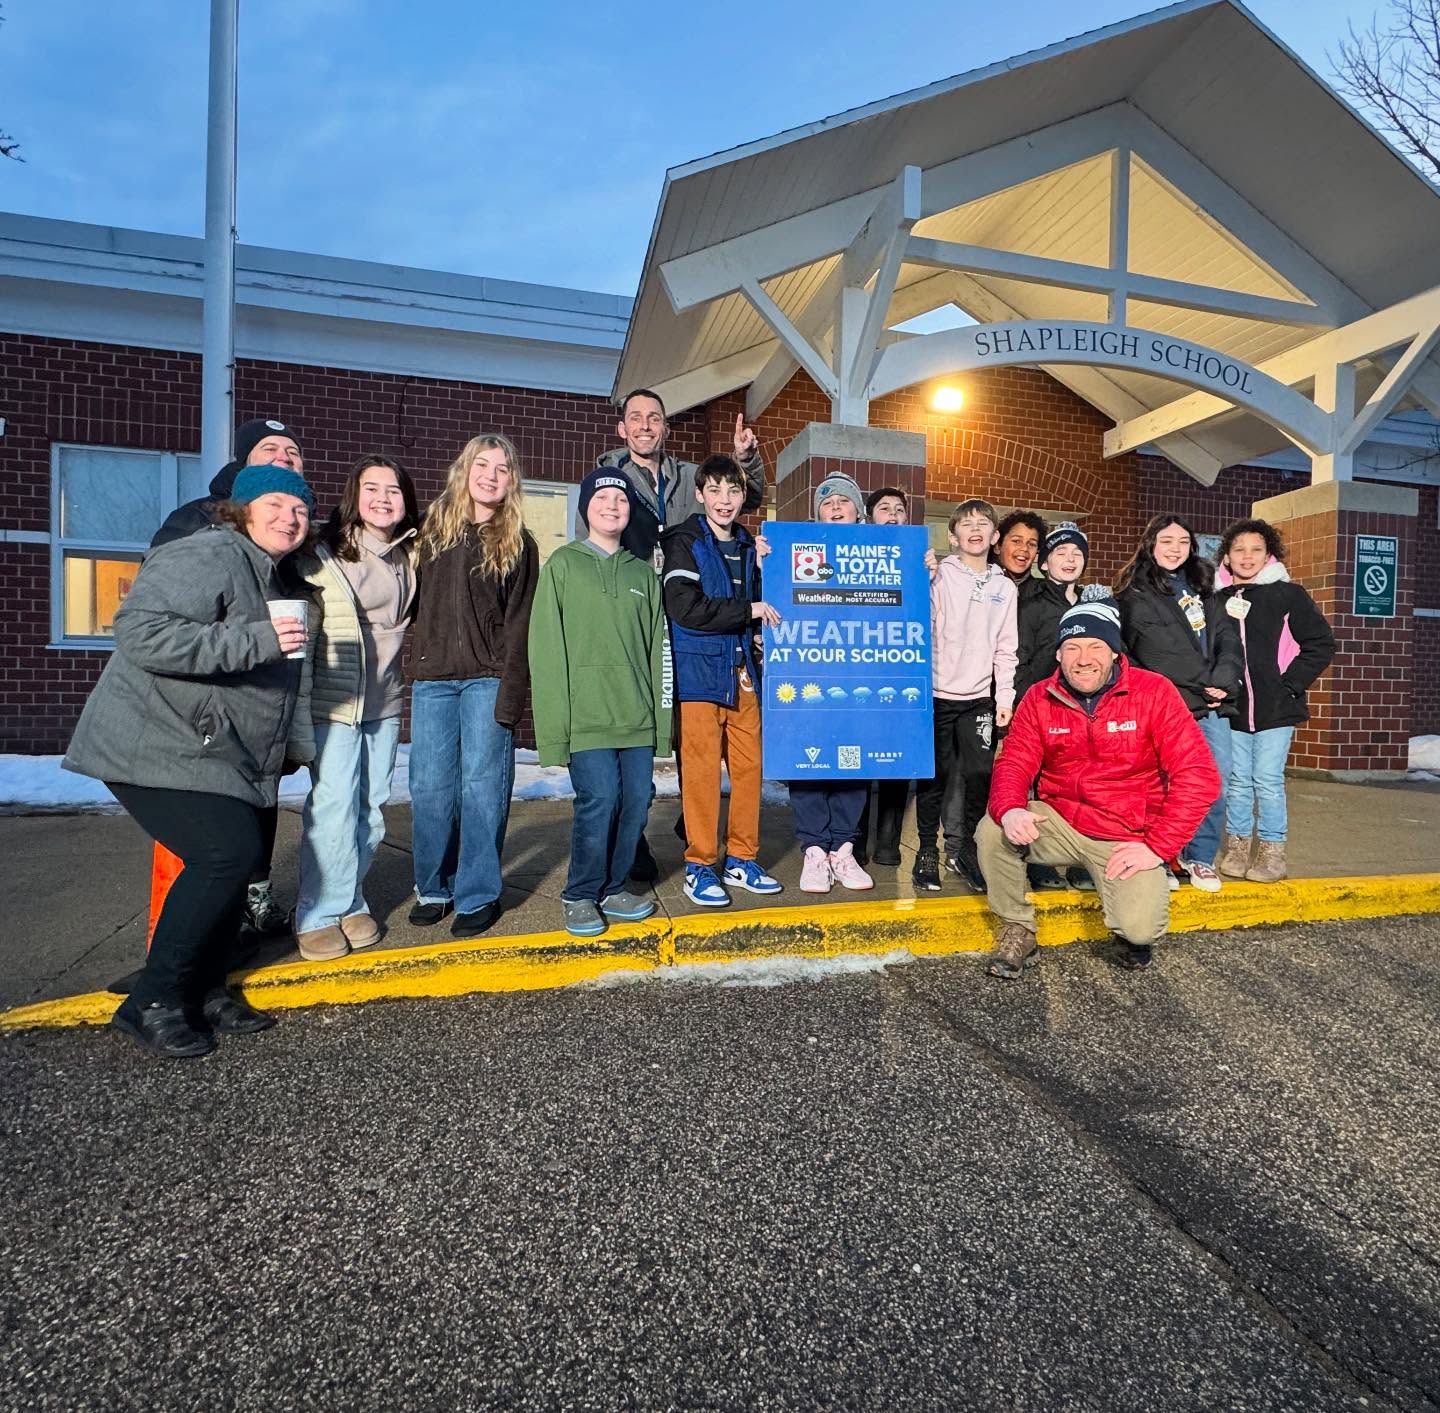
[{"x1": 792, "y1": 543, "x2": 831, "y2": 583}]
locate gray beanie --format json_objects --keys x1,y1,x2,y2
[{"x1": 813, "y1": 474, "x2": 865, "y2": 521}]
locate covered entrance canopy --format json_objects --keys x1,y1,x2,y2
[{"x1": 615, "y1": 0, "x2": 1440, "y2": 485}]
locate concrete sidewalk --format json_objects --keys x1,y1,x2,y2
[{"x1": 3, "y1": 775, "x2": 1439, "y2": 1020}]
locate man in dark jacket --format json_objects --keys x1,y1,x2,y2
[
  {"x1": 979, "y1": 596, "x2": 1221, "y2": 978},
  {"x1": 590, "y1": 389, "x2": 767, "y2": 567},
  {"x1": 150, "y1": 418, "x2": 304, "y2": 550},
  {"x1": 147, "y1": 416, "x2": 306, "y2": 936}
]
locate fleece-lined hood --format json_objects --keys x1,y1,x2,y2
[{"x1": 1217, "y1": 557, "x2": 1290, "y2": 589}]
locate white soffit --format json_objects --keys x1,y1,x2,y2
[{"x1": 616, "y1": 0, "x2": 1440, "y2": 470}]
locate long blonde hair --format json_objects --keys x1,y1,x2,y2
[{"x1": 417, "y1": 434, "x2": 527, "y2": 578}]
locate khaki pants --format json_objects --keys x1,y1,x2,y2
[
  {"x1": 679, "y1": 678, "x2": 762, "y2": 866},
  {"x1": 976, "y1": 801, "x2": 1170, "y2": 945}
]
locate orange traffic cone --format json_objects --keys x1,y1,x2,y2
[{"x1": 146, "y1": 843, "x2": 185, "y2": 951}]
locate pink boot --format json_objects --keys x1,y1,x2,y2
[
  {"x1": 828, "y1": 842, "x2": 874, "y2": 891},
  {"x1": 800, "y1": 846, "x2": 834, "y2": 893}
]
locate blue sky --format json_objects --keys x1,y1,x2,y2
[{"x1": 0, "y1": 0, "x2": 1387, "y2": 295}]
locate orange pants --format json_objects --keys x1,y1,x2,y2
[{"x1": 679, "y1": 680, "x2": 762, "y2": 866}]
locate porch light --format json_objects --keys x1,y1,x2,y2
[{"x1": 930, "y1": 385, "x2": 964, "y2": 413}]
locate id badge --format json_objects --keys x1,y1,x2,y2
[{"x1": 1226, "y1": 595, "x2": 1251, "y2": 621}]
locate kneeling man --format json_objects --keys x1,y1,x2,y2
[{"x1": 979, "y1": 593, "x2": 1220, "y2": 975}]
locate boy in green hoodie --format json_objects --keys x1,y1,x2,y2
[{"x1": 529, "y1": 470, "x2": 673, "y2": 936}]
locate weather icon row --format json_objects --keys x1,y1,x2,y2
[{"x1": 772, "y1": 682, "x2": 924, "y2": 704}]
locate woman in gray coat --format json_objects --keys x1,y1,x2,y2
[{"x1": 64, "y1": 464, "x2": 318, "y2": 1059}]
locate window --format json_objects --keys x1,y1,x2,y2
[
  {"x1": 523, "y1": 479, "x2": 581, "y2": 565},
  {"x1": 51, "y1": 445, "x2": 201, "y2": 647}
]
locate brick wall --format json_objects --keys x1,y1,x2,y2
[
  {"x1": 0, "y1": 332, "x2": 711, "y2": 752},
  {"x1": 4, "y1": 331, "x2": 1434, "y2": 755}
]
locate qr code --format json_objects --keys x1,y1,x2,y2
[{"x1": 838, "y1": 745, "x2": 861, "y2": 770}]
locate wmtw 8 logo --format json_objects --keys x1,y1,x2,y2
[{"x1": 791, "y1": 543, "x2": 832, "y2": 583}]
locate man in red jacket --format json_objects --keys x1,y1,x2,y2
[{"x1": 980, "y1": 593, "x2": 1221, "y2": 976}]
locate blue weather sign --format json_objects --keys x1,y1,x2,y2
[{"x1": 760, "y1": 523, "x2": 934, "y2": 780}]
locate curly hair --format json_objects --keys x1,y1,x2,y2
[
  {"x1": 1218, "y1": 517, "x2": 1286, "y2": 566},
  {"x1": 1113, "y1": 513, "x2": 1214, "y2": 597}
]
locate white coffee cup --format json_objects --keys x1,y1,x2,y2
[{"x1": 267, "y1": 598, "x2": 308, "y2": 659}]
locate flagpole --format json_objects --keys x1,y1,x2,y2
[{"x1": 200, "y1": 0, "x2": 238, "y2": 474}]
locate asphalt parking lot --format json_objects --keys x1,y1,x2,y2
[{"x1": 2, "y1": 915, "x2": 1436, "y2": 1412}]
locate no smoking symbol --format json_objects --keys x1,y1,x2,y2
[{"x1": 1363, "y1": 565, "x2": 1389, "y2": 596}]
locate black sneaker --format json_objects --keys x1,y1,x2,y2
[
  {"x1": 1067, "y1": 867, "x2": 1096, "y2": 892},
  {"x1": 242, "y1": 881, "x2": 290, "y2": 937},
  {"x1": 201, "y1": 987, "x2": 276, "y2": 1035},
  {"x1": 452, "y1": 902, "x2": 502, "y2": 939},
  {"x1": 1117, "y1": 941, "x2": 1153, "y2": 970},
  {"x1": 407, "y1": 899, "x2": 453, "y2": 926},
  {"x1": 912, "y1": 846, "x2": 942, "y2": 891},
  {"x1": 110, "y1": 999, "x2": 217, "y2": 1059},
  {"x1": 946, "y1": 843, "x2": 985, "y2": 892}
]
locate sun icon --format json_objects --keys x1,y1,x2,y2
[
  {"x1": 801, "y1": 682, "x2": 823, "y2": 701},
  {"x1": 775, "y1": 681, "x2": 798, "y2": 704}
]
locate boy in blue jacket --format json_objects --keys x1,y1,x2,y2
[{"x1": 660, "y1": 455, "x2": 784, "y2": 908}]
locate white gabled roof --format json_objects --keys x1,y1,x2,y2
[{"x1": 615, "y1": 0, "x2": 1440, "y2": 471}]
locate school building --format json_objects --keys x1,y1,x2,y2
[{"x1": 2, "y1": 0, "x2": 1437, "y2": 774}]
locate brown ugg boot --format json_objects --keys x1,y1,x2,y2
[
  {"x1": 1218, "y1": 832, "x2": 1253, "y2": 878},
  {"x1": 1245, "y1": 841, "x2": 1287, "y2": 883}
]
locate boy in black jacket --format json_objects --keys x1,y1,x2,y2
[
  {"x1": 660, "y1": 456, "x2": 784, "y2": 909},
  {"x1": 1014, "y1": 522, "x2": 1088, "y2": 705},
  {"x1": 1014, "y1": 521, "x2": 1090, "y2": 892}
]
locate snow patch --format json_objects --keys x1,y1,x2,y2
[
  {"x1": 1410, "y1": 735, "x2": 1440, "y2": 780},
  {"x1": 585, "y1": 948, "x2": 916, "y2": 991},
  {"x1": 0, "y1": 749, "x2": 787, "y2": 812}
]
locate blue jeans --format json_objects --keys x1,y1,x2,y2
[
  {"x1": 410, "y1": 678, "x2": 515, "y2": 914},
  {"x1": 789, "y1": 781, "x2": 868, "y2": 853},
  {"x1": 564, "y1": 747, "x2": 654, "y2": 902},
  {"x1": 296, "y1": 717, "x2": 401, "y2": 934},
  {"x1": 1226, "y1": 725, "x2": 1295, "y2": 842},
  {"x1": 1185, "y1": 710, "x2": 1232, "y2": 865}
]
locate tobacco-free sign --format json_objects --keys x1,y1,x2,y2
[{"x1": 1353, "y1": 535, "x2": 1398, "y2": 617}]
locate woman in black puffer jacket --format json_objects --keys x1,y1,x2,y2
[
  {"x1": 1214, "y1": 518, "x2": 1335, "y2": 884},
  {"x1": 1114, "y1": 513, "x2": 1241, "y2": 889}
]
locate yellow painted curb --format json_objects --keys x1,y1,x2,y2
[{"x1": 3, "y1": 873, "x2": 1437, "y2": 1032}]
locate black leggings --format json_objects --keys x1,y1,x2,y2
[
  {"x1": 108, "y1": 784, "x2": 269, "y2": 1010},
  {"x1": 915, "y1": 698, "x2": 997, "y2": 852}
]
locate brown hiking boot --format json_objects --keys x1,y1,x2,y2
[
  {"x1": 987, "y1": 923, "x2": 1038, "y2": 979},
  {"x1": 1246, "y1": 840, "x2": 1287, "y2": 883},
  {"x1": 1217, "y1": 832, "x2": 1252, "y2": 878}
]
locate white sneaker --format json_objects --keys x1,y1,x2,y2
[
  {"x1": 828, "y1": 842, "x2": 874, "y2": 891},
  {"x1": 1181, "y1": 858, "x2": 1222, "y2": 892},
  {"x1": 799, "y1": 846, "x2": 833, "y2": 893}
]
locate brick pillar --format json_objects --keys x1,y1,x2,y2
[
  {"x1": 1252, "y1": 480, "x2": 1419, "y2": 780},
  {"x1": 775, "y1": 424, "x2": 928, "y2": 523}
]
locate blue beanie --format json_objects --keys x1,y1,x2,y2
[
  {"x1": 231, "y1": 463, "x2": 316, "y2": 515},
  {"x1": 1056, "y1": 586, "x2": 1123, "y2": 652},
  {"x1": 1042, "y1": 520, "x2": 1089, "y2": 566}
]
